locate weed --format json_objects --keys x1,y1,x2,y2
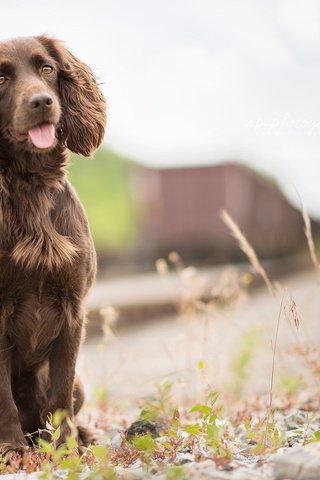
[
  {"x1": 221, "y1": 210, "x2": 275, "y2": 295},
  {"x1": 139, "y1": 379, "x2": 175, "y2": 422},
  {"x1": 245, "y1": 416, "x2": 286, "y2": 455}
]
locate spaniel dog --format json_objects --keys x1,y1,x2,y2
[{"x1": 0, "y1": 36, "x2": 106, "y2": 455}]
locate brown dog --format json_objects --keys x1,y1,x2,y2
[{"x1": 0, "y1": 36, "x2": 106, "y2": 454}]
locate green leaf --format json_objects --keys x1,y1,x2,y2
[
  {"x1": 183, "y1": 424, "x2": 201, "y2": 435},
  {"x1": 168, "y1": 427, "x2": 178, "y2": 438},
  {"x1": 314, "y1": 430, "x2": 320, "y2": 440},
  {"x1": 60, "y1": 455, "x2": 82, "y2": 471},
  {"x1": 38, "y1": 439, "x2": 54, "y2": 454},
  {"x1": 206, "y1": 422, "x2": 219, "y2": 440},
  {"x1": 207, "y1": 391, "x2": 219, "y2": 406},
  {"x1": 190, "y1": 404, "x2": 212, "y2": 417},
  {"x1": 51, "y1": 425, "x2": 61, "y2": 442},
  {"x1": 52, "y1": 448, "x2": 69, "y2": 464},
  {"x1": 208, "y1": 414, "x2": 217, "y2": 423},
  {"x1": 132, "y1": 434, "x2": 156, "y2": 452},
  {"x1": 139, "y1": 405, "x2": 159, "y2": 421},
  {"x1": 162, "y1": 441, "x2": 173, "y2": 450},
  {"x1": 66, "y1": 436, "x2": 78, "y2": 450},
  {"x1": 91, "y1": 445, "x2": 109, "y2": 460},
  {"x1": 53, "y1": 409, "x2": 68, "y2": 428}
]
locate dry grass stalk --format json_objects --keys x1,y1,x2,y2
[
  {"x1": 262, "y1": 291, "x2": 285, "y2": 450},
  {"x1": 299, "y1": 195, "x2": 320, "y2": 280},
  {"x1": 221, "y1": 210, "x2": 275, "y2": 296},
  {"x1": 288, "y1": 297, "x2": 300, "y2": 329},
  {"x1": 269, "y1": 292, "x2": 285, "y2": 413}
]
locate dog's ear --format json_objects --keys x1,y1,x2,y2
[{"x1": 37, "y1": 36, "x2": 106, "y2": 157}]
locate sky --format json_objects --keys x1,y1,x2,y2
[{"x1": 1, "y1": 0, "x2": 320, "y2": 216}]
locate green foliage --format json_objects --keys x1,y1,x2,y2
[
  {"x1": 182, "y1": 424, "x2": 202, "y2": 435},
  {"x1": 245, "y1": 417, "x2": 286, "y2": 455},
  {"x1": 181, "y1": 391, "x2": 232, "y2": 460},
  {"x1": 140, "y1": 379, "x2": 175, "y2": 421},
  {"x1": 131, "y1": 434, "x2": 156, "y2": 452},
  {"x1": 131, "y1": 433, "x2": 157, "y2": 466},
  {"x1": 38, "y1": 410, "x2": 116, "y2": 479},
  {"x1": 311, "y1": 430, "x2": 320, "y2": 442},
  {"x1": 52, "y1": 409, "x2": 68, "y2": 428},
  {"x1": 189, "y1": 404, "x2": 212, "y2": 416},
  {"x1": 69, "y1": 148, "x2": 138, "y2": 250}
]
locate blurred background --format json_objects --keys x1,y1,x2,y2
[{"x1": 2, "y1": 0, "x2": 320, "y2": 273}]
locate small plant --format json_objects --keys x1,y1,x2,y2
[
  {"x1": 131, "y1": 433, "x2": 157, "y2": 468},
  {"x1": 182, "y1": 392, "x2": 232, "y2": 462},
  {"x1": 139, "y1": 379, "x2": 175, "y2": 422},
  {"x1": 245, "y1": 416, "x2": 286, "y2": 455}
]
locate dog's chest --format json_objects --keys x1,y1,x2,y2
[
  {"x1": 4, "y1": 292, "x2": 65, "y2": 365},
  {"x1": 0, "y1": 261, "x2": 66, "y2": 365},
  {"x1": 0, "y1": 175, "x2": 78, "y2": 271}
]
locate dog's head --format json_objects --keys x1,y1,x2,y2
[{"x1": 0, "y1": 36, "x2": 106, "y2": 157}]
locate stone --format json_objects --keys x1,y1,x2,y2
[{"x1": 273, "y1": 445, "x2": 320, "y2": 480}]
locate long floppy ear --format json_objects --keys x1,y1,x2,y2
[{"x1": 37, "y1": 35, "x2": 106, "y2": 157}]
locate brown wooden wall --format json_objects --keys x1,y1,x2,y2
[{"x1": 133, "y1": 163, "x2": 310, "y2": 263}]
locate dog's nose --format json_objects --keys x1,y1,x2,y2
[{"x1": 28, "y1": 92, "x2": 53, "y2": 112}]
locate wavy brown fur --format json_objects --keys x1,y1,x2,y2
[
  {"x1": 38, "y1": 36, "x2": 106, "y2": 157},
  {"x1": 0, "y1": 36, "x2": 106, "y2": 454}
]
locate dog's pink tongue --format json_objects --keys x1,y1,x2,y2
[{"x1": 28, "y1": 123, "x2": 55, "y2": 149}]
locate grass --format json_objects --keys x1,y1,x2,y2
[
  {"x1": 68, "y1": 148, "x2": 138, "y2": 250},
  {"x1": 220, "y1": 210, "x2": 275, "y2": 295}
]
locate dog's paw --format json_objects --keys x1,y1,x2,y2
[
  {"x1": 0, "y1": 442, "x2": 28, "y2": 465},
  {"x1": 77, "y1": 424, "x2": 104, "y2": 446}
]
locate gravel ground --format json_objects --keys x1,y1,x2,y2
[
  {"x1": 75, "y1": 268, "x2": 320, "y2": 479},
  {"x1": 3, "y1": 268, "x2": 320, "y2": 479}
]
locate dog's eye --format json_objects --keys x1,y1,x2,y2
[
  {"x1": 42, "y1": 65, "x2": 53, "y2": 74},
  {"x1": 0, "y1": 75, "x2": 7, "y2": 85}
]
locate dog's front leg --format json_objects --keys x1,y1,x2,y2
[
  {"x1": 43, "y1": 318, "x2": 84, "y2": 445},
  {"x1": 0, "y1": 337, "x2": 28, "y2": 454}
]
